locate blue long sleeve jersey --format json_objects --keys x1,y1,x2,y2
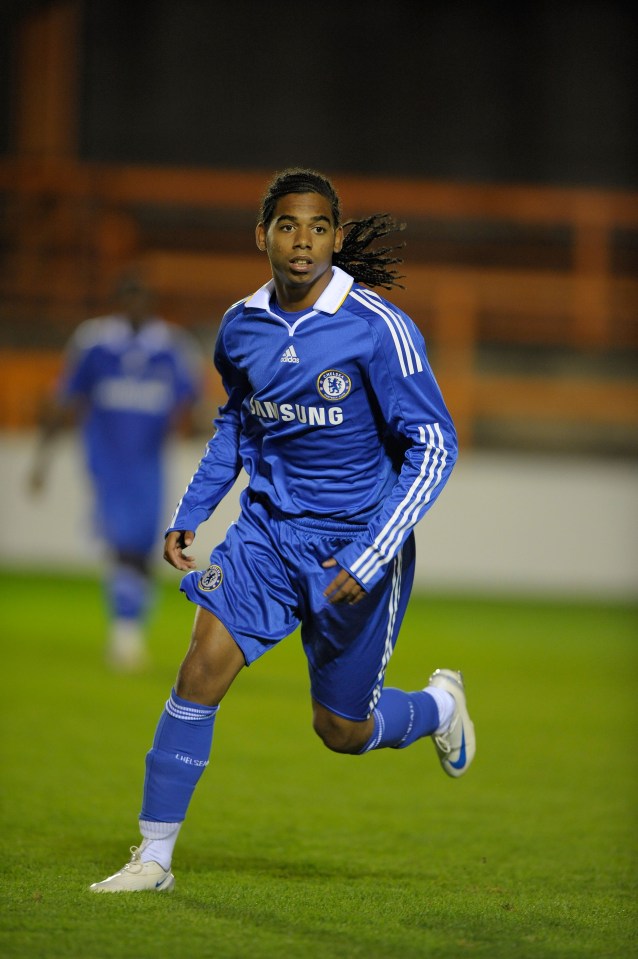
[
  {"x1": 59, "y1": 315, "x2": 202, "y2": 480},
  {"x1": 168, "y1": 267, "x2": 457, "y2": 591}
]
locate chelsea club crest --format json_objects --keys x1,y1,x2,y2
[
  {"x1": 316, "y1": 369, "x2": 352, "y2": 402},
  {"x1": 199, "y1": 564, "x2": 223, "y2": 591}
]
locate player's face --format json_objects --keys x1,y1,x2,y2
[
  {"x1": 256, "y1": 193, "x2": 343, "y2": 310},
  {"x1": 118, "y1": 285, "x2": 151, "y2": 325}
]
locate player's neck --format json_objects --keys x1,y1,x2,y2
[
  {"x1": 126, "y1": 313, "x2": 149, "y2": 330},
  {"x1": 272, "y1": 270, "x2": 332, "y2": 313}
]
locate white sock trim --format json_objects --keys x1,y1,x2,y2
[
  {"x1": 139, "y1": 819, "x2": 182, "y2": 840},
  {"x1": 139, "y1": 821, "x2": 182, "y2": 870},
  {"x1": 426, "y1": 686, "x2": 456, "y2": 734}
]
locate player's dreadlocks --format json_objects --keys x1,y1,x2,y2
[
  {"x1": 258, "y1": 168, "x2": 405, "y2": 290},
  {"x1": 337, "y1": 214, "x2": 405, "y2": 291}
]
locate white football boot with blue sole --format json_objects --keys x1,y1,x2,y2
[{"x1": 429, "y1": 668, "x2": 476, "y2": 777}]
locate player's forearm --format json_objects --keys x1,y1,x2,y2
[
  {"x1": 29, "y1": 401, "x2": 75, "y2": 488},
  {"x1": 166, "y1": 430, "x2": 242, "y2": 535},
  {"x1": 335, "y1": 420, "x2": 457, "y2": 590}
]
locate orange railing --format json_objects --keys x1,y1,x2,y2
[{"x1": 1, "y1": 158, "x2": 637, "y2": 444}]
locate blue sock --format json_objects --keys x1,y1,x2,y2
[
  {"x1": 359, "y1": 687, "x2": 440, "y2": 753},
  {"x1": 108, "y1": 563, "x2": 150, "y2": 620},
  {"x1": 141, "y1": 689, "x2": 218, "y2": 823}
]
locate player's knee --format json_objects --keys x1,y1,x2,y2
[
  {"x1": 312, "y1": 709, "x2": 366, "y2": 754},
  {"x1": 175, "y1": 609, "x2": 244, "y2": 705},
  {"x1": 175, "y1": 658, "x2": 216, "y2": 705}
]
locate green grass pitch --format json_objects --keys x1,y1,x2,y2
[{"x1": 0, "y1": 571, "x2": 636, "y2": 959}]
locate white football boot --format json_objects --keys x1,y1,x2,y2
[
  {"x1": 106, "y1": 619, "x2": 148, "y2": 672},
  {"x1": 429, "y1": 668, "x2": 476, "y2": 777},
  {"x1": 90, "y1": 843, "x2": 175, "y2": 893}
]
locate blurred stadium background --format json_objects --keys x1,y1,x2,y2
[{"x1": 0, "y1": 0, "x2": 636, "y2": 599}]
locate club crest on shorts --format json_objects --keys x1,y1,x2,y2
[
  {"x1": 316, "y1": 369, "x2": 351, "y2": 402},
  {"x1": 199, "y1": 564, "x2": 223, "y2": 591}
]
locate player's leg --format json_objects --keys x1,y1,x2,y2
[
  {"x1": 312, "y1": 669, "x2": 475, "y2": 777},
  {"x1": 310, "y1": 680, "x2": 448, "y2": 755},
  {"x1": 310, "y1": 703, "x2": 374, "y2": 753},
  {"x1": 90, "y1": 607, "x2": 244, "y2": 893},
  {"x1": 91, "y1": 494, "x2": 300, "y2": 892},
  {"x1": 136, "y1": 607, "x2": 245, "y2": 864},
  {"x1": 98, "y1": 470, "x2": 158, "y2": 670},
  {"x1": 106, "y1": 549, "x2": 152, "y2": 670},
  {"x1": 305, "y1": 534, "x2": 441, "y2": 751},
  {"x1": 305, "y1": 534, "x2": 475, "y2": 774}
]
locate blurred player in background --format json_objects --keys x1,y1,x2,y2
[
  {"x1": 29, "y1": 273, "x2": 203, "y2": 671},
  {"x1": 91, "y1": 169, "x2": 475, "y2": 892}
]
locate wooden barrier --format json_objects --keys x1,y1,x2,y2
[
  {"x1": 2, "y1": 1, "x2": 636, "y2": 449},
  {"x1": 1, "y1": 159, "x2": 637, "y2": 446},
  {"x1": 0, "y1": 351, "x2": 64, "y2": 430}
]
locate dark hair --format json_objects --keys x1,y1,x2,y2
[{"x1": 258, "y1": 167, "x2": 405, "y2": 290}]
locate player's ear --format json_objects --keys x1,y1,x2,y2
[
  {"x1": 333, "y1": 225, "x2": 344, "y2": 254},
  {"x1": 255, "y1": 223, "x2": 267, "y2": 252}
]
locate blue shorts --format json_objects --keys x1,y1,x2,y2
[
  {"x1": 180, "y1": 490, "x2": 415, "y2": 721},
  {"x1": 92, "y1": 467, "x2": 162, "y2": 557}
]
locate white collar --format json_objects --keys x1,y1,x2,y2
[{"x1": 244, "y1": 266, "x2": 354, "y2": 316}]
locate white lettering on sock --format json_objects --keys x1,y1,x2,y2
[{"x1": 175, "y1": 753, "x2": 208, "y2": 767}]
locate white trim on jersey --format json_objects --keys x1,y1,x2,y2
[
  {"x1": 73, "y1": 315, "x2": 171, "y2": 352},
  {"x1": 350, "y1": 423, "x2": 448, "y2": 585},
  {"x1": 276, "y1": 312, "x2": 317, "y2": 336},
  {"x1": 313, "y1": 266, "x2": 354, "y2": 313},
  {"x1": 348, "y1": 288, "x2": 424, "y2": 377},
  {"x1": 243, "y1": 279, "x2": 317, "y2": 334},
  {"x1": 367, "y1": 550, "x2": 403, "y2": 715},
  {"x1": 167, "y1": 443, "x2": 210, "y2": 529},
  {"x1": 244, "y1": 267, "x2": 354, "y2": 317}
]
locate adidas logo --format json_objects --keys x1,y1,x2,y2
[{"x1": 280, "y1": 345, "x2": 300, "y2": 364}]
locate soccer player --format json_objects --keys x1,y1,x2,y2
[
  {"x1": 30, "y1": 274, "x2": 203, "y2": 670},
  {"x1": 90, "y1": 168, "x2": 475, "y2": 892}
]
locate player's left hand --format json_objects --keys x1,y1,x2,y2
[
  {"x1": 164, "y1": 529, "x2": 197, "y2": 571},
  {"x1": 322, "y1": 558, "x2": 366, "y2": 605}
]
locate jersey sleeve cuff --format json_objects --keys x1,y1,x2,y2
[
  {"x1": 333, "y1": 541, "x2": 379, "y2": 593},
  {"x1": 164, "y1": 506, "x2": 211, "y2": 538}
]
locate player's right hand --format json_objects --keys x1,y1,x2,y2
[{"x1": 164, "y1": 530, "x2": 197, "y2": 571}]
